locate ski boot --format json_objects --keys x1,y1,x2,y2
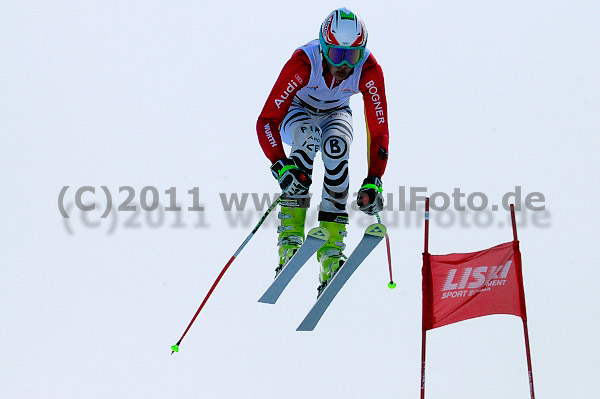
[
  {"x1": 316, "y1": 220, "x2": 347, "y2": 297},
  {"x1": 275, "y1": 204, "x2": 307, "y2": 278}
]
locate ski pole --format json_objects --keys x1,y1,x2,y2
[
  {"x1": 375, "y1": 213, "x2": 396, "y2": 289},
  {"x1": 171, "y1": 196, "x2": 282, "y2": 354}
]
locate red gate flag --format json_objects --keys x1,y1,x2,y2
[
  {"x1": 422, "y1": 240, "x2": 527, "y2": 330},
  {"x1": 420, "y1": 200, "x2": 535, "y2": 399}
]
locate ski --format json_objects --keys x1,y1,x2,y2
[
  {"x1": 258, "y1": 227, "x2": 330, "y2": 304},
  {"x1": 296, "y1": 223, "x2": 386, "y2": 331}
]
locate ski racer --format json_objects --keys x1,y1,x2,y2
[{"x1": 256, "y1": 8, "x2": 390, "y2": 295}]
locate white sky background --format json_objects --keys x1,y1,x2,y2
[{"x1": 1, "y1": 1, "x2": 599, "y2": 398}]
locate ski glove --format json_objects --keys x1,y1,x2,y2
[
  {"x1": 357, "y1": 176, "x2": 384, "y2": 215},
  {"x1": 270, "y1": 158, "x2": 312, "y2": 197}
]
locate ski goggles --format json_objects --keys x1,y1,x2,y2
[{"x1": 321, "y1": 43, "x2": 366, "y2": 68}]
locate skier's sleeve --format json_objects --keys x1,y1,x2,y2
[
  {"x1": 257, "y1": 49, "x2": 311, "y2": 163},
  {"x1": 359, "y1": 53, "x2": 389, "y2": 179}
]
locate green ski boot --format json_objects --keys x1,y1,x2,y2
[
  {"x1": 316, "y1": 220, "x2": 348, "y2": 297},
  {"x1": 275, "y1": 205, "x2": 307, "y2": 277}
]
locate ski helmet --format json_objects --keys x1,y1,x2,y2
[{"x1": 319, "y1": 8, "x2": 368, "y2": 68}]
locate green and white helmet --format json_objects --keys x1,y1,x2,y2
[{"x1": 319, "y1": 8, "x2": 368, "y2": 67}]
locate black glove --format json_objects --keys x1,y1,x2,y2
[
  {"x1": 270, "y1": 158, "x2": 312, "y2": 196},
  {"x1": 357, "y1": 176, "x2": 384, "y2": 215}
]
